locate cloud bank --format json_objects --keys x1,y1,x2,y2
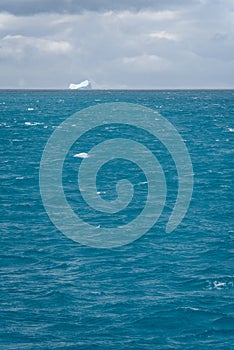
[
  {"x1": 0, "y1": 0, "x2": 198, "y2": 15},
  {"x1": 0, "y1": 0, "x2": 233, "y2": 88}
]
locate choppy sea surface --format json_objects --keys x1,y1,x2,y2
[{"x1": 1, "y1": 90, "x2": 234, "y2": 349}]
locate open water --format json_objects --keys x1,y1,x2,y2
[{"x1": 0, "y1": 90, "x2": 233, "y2": 349}]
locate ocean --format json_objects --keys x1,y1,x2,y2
[{"x1": 1, "y1": 90, "x2": 233, "y2": 349}]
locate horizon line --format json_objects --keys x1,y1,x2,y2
[{"x1": 0, "y1": 88, "x2": 234, "y2": 91}]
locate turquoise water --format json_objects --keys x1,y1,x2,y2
[{"x1": 1, "y1": 90, "x2": 233, "y2": 349}]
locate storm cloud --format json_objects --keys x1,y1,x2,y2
[
  {"x1": 0, "y1": 0, "x2": 198, "y2": 15},
  {"x1": 0, "y1": 0, "x2": 233, "y2": 88}
]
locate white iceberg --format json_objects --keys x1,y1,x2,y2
[{"x1": 68, "y1": 80, "x2": 92, "y2": 90}]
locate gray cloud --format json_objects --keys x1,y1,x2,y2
[
  {"x1": 0, "y1": 0, "x2": 233, "y2": 88},
  {"x1": 0, "y1": 0, "x2": 198, "y2": 15}
]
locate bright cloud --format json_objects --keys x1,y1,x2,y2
[
  {"x1": 0, "y1": 0, "x2": 233, "y2": 88},
  {"x1": 0, "y1": 34, "x2": 72, "y2": 57}
]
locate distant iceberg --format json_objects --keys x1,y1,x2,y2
[{"x1": 68, "y1": 80, "x2": 92, "y2": 90}]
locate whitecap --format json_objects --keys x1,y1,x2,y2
[
  {"x1": 207, "y1": 280, "x2": 233, "y2": 290},
  {"x1": 25, "y1": 121, "x2": 43, "y2": 126},
  {"x1": 214, "y1": 281, "x2": 227, "y2": 288}
]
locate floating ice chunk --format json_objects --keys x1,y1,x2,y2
[{"x1": 73, "y1": 152, "x2": 89, "y2": 159}]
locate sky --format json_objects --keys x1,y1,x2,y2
[{"x1": 0, "y1": 0, "x2": 233, "y2": 89}]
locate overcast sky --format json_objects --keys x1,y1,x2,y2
[{"x1": 0, "y1": 0, "x2": 233, "y2": 89}]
